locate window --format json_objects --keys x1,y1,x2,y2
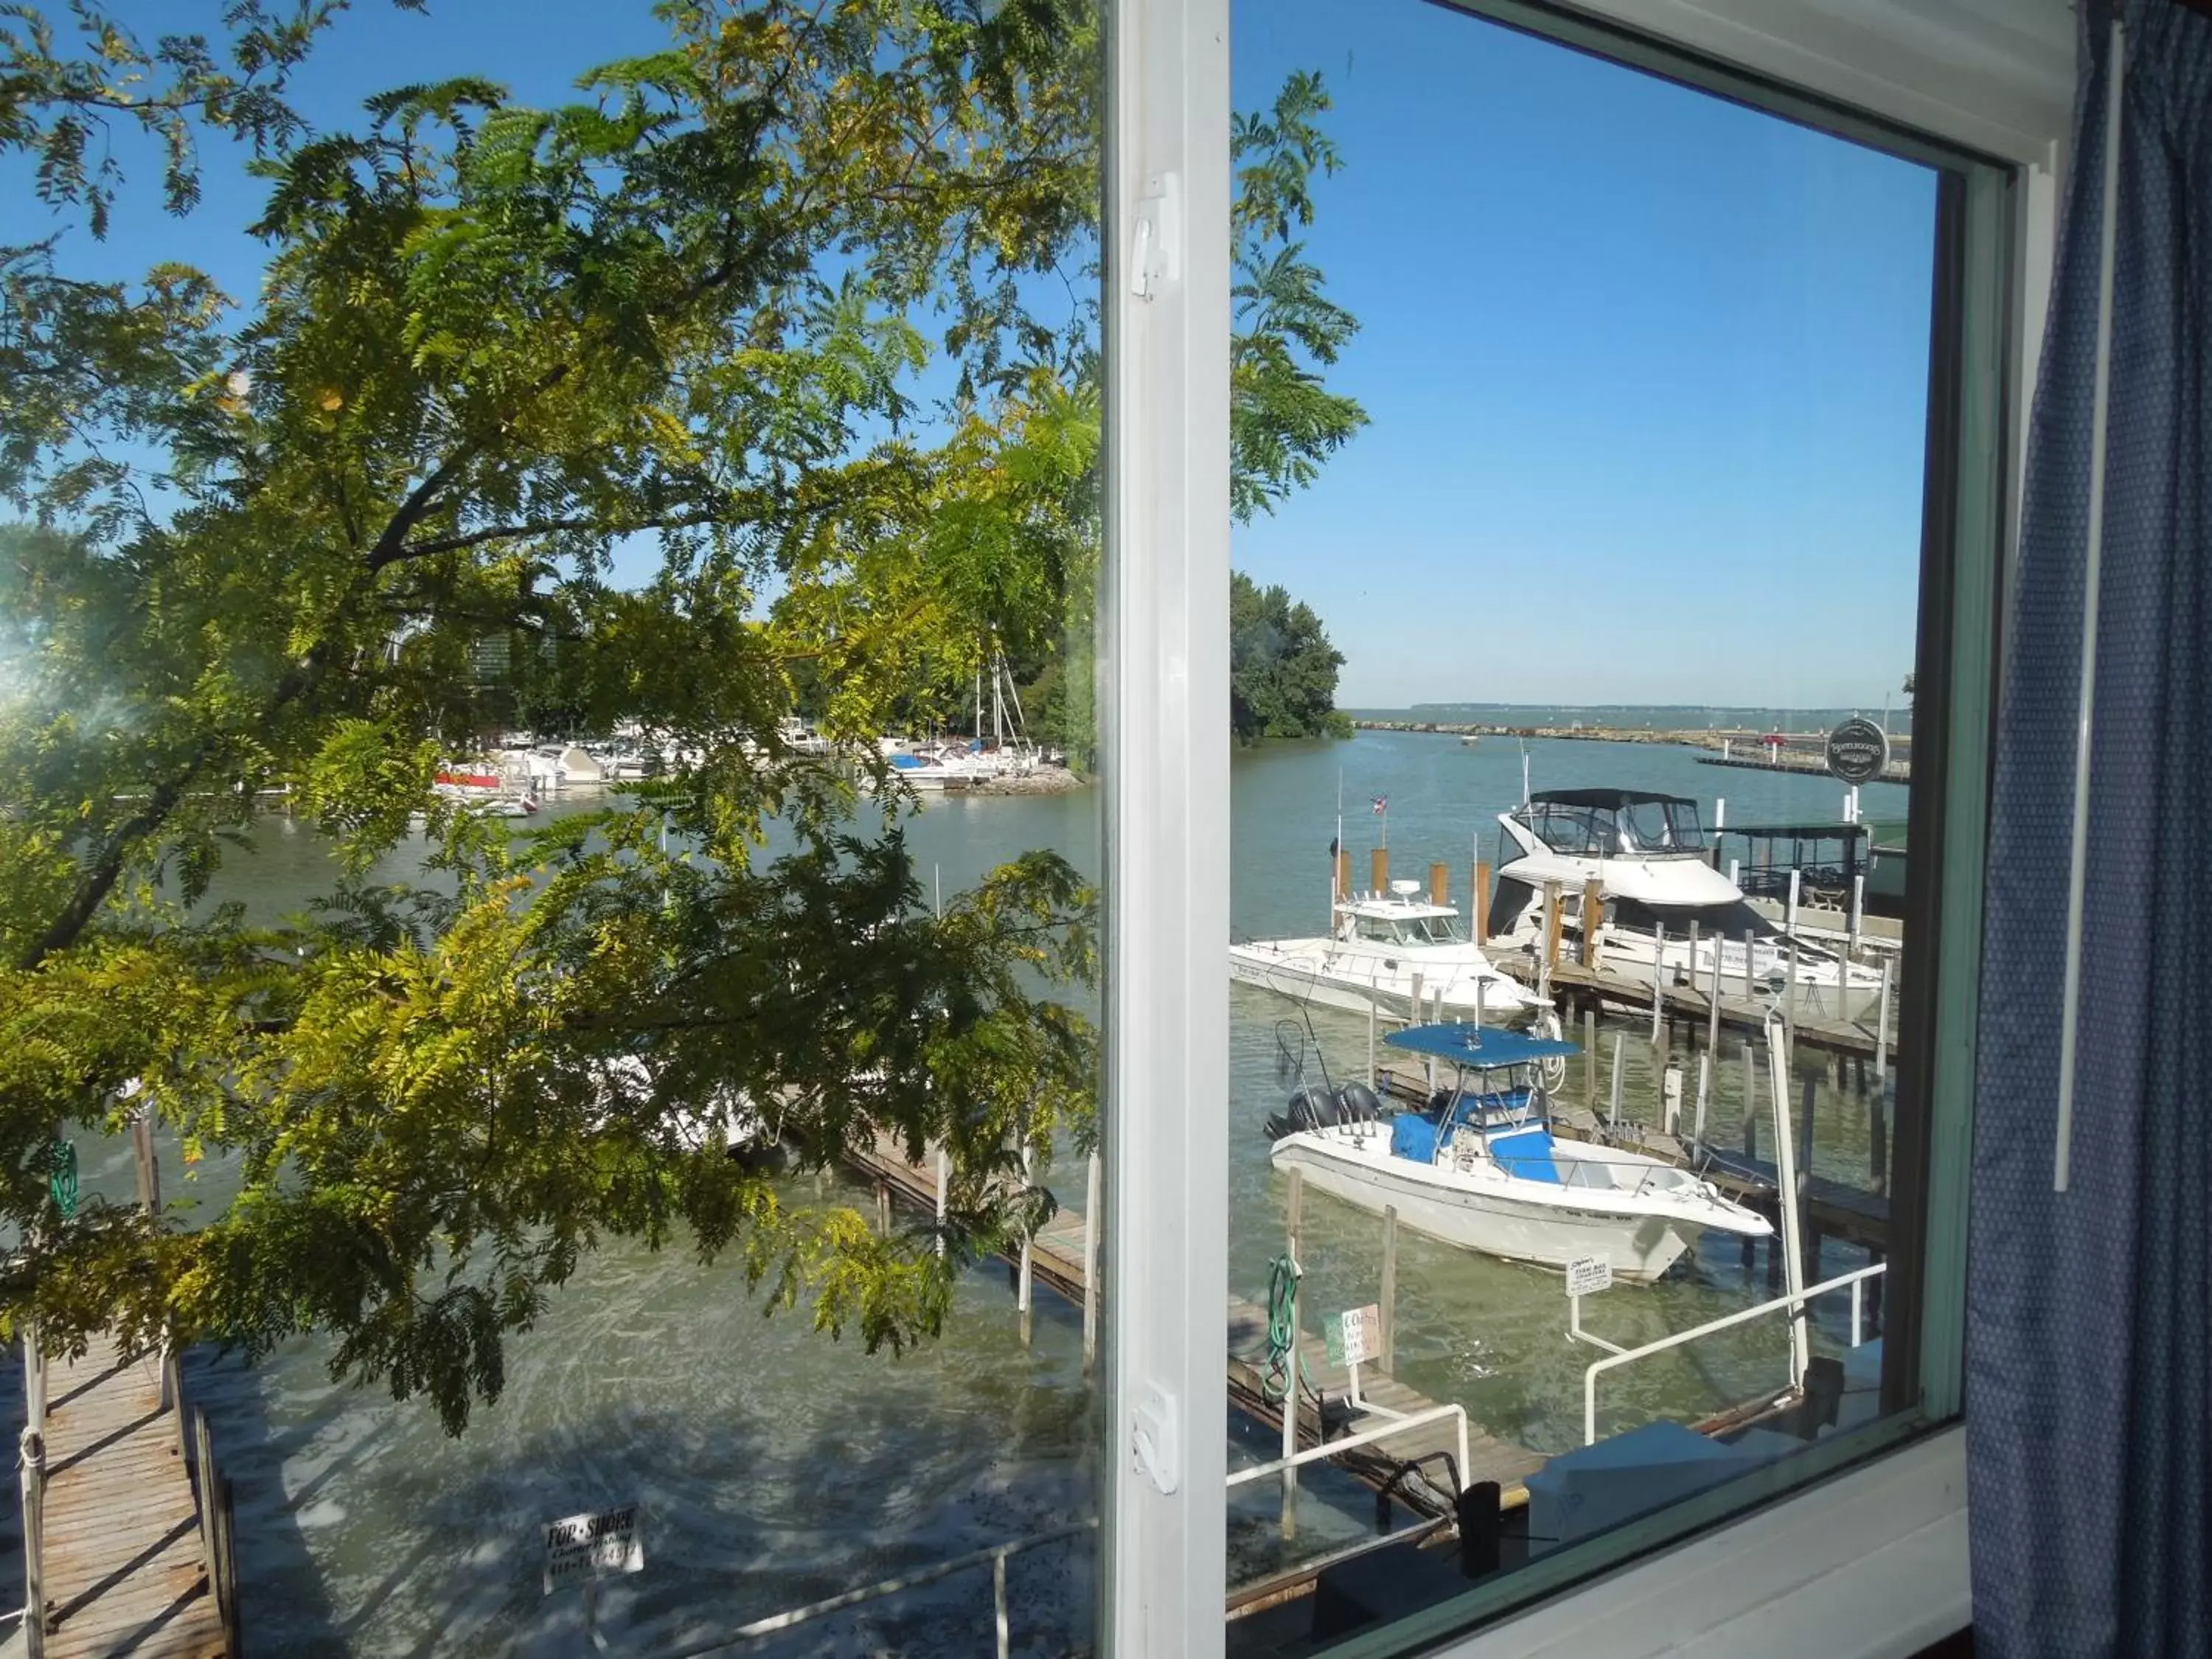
[{"x1": 1196, "y1": 0, "x2": 2014, "y2": 1649}]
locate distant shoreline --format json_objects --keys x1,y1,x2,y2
[{"x1": 1347, "y1": 718, "x2": 1912, "y2": 783}]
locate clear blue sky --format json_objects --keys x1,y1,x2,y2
[{"x1": 50, "y1": 0, "x2": 1937, "y2": 710}]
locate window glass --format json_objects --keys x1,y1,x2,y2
[
  {"x1": 1222, "y1": 0, "x2": 1961, "y2": 1646},
  {"x1": 2, "y1": 2, "x2": 1105, "y2": 1654}
]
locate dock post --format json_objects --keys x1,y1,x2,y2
[
  {"x1": 1741, "y1": 1041, "x2": 1759, "y2": 1159},
  {"x1": 1784, "y1": 936, "x2": 1802, "y2": 1027},
  {"x1": 1580, "y1": 878, "x2": 1604, "y2": 969},
  {"x1": 1797, "y1": 1077, "x2": 1820, "y2": 1281},
  {"x1": 1741, "y1": 929, "x2": 1757, "y2": 1002},
  {"x1": 1380, "y1": 1206, "x2": 1399, "y2": 1373},
  {"x1": 1649, "y1": 925, "x2": 1666, "y2": 1048},
  {"x1": 1282, "y1": 1168, "x2": 1304, "y2": 1540},
  {"x1": 1017, "y1": 1141, "x2": 1034, "y2": 1346},
  {"x1": 20, "y1": 1422, "x2": 44, "y2": 1659},
  {"x1": 1430, "y1": 862, "x2": 1449, "y2": 906},
  {"x1": 875, "y1": 1179, "x2": 891, "y2": 1236},
  {"x1": 1541, "y1": 882, "x2": 1562, "y2": 1002},
  {"x1": 1371, "y1": 846, "x2": 1389, "y2": 894},
  {"x1": 1686, "y1": 920, "x2": 1700, "y2": 987},
  {"x1": 1338, "y1": 848, "x2": 1352, "y2": 905},
  {"x1": 1875, "y1": 957, "x2": 1893, "y2": 1087},
  {"x1": 1786, "y1": 868, "x2": 1801, "y2": 940},
  {"x1": 1367, "y1": 995, "x2": 1379, "y2": 1087},
  {"x1": 131, "y1": 1106, "x2": 159, "y2": 1214},
  {"x1": 1706, "y1": 945, "x2": 1724, "y2": 1057},
  {"x1": 935, "y1": 1146, "x2": 949, "y2": 1259},
  {"x1": 1661, "y1": 1064, "x2": 1683, "y2": 1137},
  {"x1": 1582, "y1": 1007, "x2": 1597, "y2": 1107},
  {"x1": 1848, "y1": 875, "x2": 1865, "y2": 959},
  {"x1": 1692, "y1": 1051, "x2": 1711, "y2": 1148},
  {"x1": 1472, "y1": 861, "x2": 1489, "y2": 945},
  {"x1": 1769, "y1": 1032, "x2": 1811, "y2": 1385},
  {"x1": 1082, "y1": 1150, "x2": 1100, "y2": 1370},
  {"x1": 1870, "y1": 1079, "x2": 1890, "y2": 1196},
  {"x1": 1607, "y1": 1033, "x2": 1624, "y2": 1129}
]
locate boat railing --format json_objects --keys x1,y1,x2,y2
[
  {"x1": 664, "y1": 1519, "x2": 1097, "y2": 1659},
  {"x1": 1580, "y1": 1261, "x2": 1888, "y2": 1445}
]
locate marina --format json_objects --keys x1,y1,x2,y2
[{"x1": 11, "y1": 730, "x2": 1910, "y2": 1655}]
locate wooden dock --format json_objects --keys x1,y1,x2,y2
[
  {"x1": 1489, "y1": 953, "x2": 1887, "y2": 1061},
  {"x1": 841, "y1": 1138, "x2": 1541, "y2": 1517},
  {"x1": 27, "y1": 1332, "x2": 232, "y2": 1659}
]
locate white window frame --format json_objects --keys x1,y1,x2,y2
[
  {"x1": 1102, "y1": 0, "x2": 1233, "y2": 1652},
  {"x1": 1100, "y1": 2, "x2": 2069, "y2": 1654}
]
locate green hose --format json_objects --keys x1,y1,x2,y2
[{"x1": 1262, "y1": 1253, "x2": 1320, "y2": 1405}]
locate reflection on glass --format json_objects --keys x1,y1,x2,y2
[
  {"x1": 1, "y1": 1, "x2": 1104, "y2": 1654},
  {"x1": 1224, "y1": 0, "x2": 1938, "y2": 1647}
]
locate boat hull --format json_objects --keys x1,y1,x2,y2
[
  {"x1": 1269, "y1": 1129, "x2": 1767, "y2": 1281},
  {"x1": 1228, "y1": 941, "x2": 1539, "y2": 1022}
]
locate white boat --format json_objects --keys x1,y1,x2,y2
[
  {"x1": 1265, "y1": 1025, "x2": 1770, "y2": 1281},
  {"x1": 1231, "y1": 881, "x2": 1543, "y2": 1023},
  {"x1": 1486, "y1": 789, "x2": 1886, "y2": 1023}
]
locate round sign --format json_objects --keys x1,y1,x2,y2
[{"x1": 1825, "y1": 717, "x2": 1891, "y2": 785}]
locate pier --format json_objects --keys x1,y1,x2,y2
[
  {"x1": 19, "y1": 1332, "x2": 235, "y2": 1659},
  {"x1": 841, "y1": 1138, "x2": 1542, "y2": 1520},
  {"x1": 16, "y1": 1117, "x2": 237, "y2": 1659}
]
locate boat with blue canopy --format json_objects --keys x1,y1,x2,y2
[{"x1": 1263, "y1": 1023, "x2": 1771, "y2": 1281}]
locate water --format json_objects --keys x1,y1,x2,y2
[{"x1": 69, "y1": 731, "x2": 1905, "y2": 1652}]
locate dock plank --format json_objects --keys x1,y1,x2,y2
[{"x1": 37, "y1": 1332, "x2": 229, "y2": 1659}]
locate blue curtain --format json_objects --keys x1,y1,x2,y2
[{"x1": 1969, "y1": 3, "x2": 2211, "y2": 1655}]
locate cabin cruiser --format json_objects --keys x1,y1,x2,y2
[
  {"x1": 1231, "y1": 881, "x2": 1543, "y2": 1023},
  {"x1": 1486, "y1": 790, "x2": 1885, "y2": 1023},
  {"x1": 1265, "y1": 1025, "x2": 1770, "y2": 1281}
]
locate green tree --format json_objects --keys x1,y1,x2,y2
[
  {"x1": 0, "y1": 3, "x2": 1361, "y2": 1433},
  {"x1": 1229, "y1": 570, "x2": 1350, "y2": 743}
]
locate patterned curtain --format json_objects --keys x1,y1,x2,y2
[{"x1": 1968, "y1": 3, "x2": 2211, "y2": 1655}]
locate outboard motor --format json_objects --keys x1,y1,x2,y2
[
  {"x1": 1265, "y1": 1084, "x2": 1339, "y2": 1141},
  {"x1": 1335, "y1": 1081, "x2": 1384, "y2": 1124}
]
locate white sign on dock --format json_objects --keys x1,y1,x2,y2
[
  {"x1": 1326, "y1": 1304, "x2": 1381, "y2": 1367},
  {"x1": 1565, "y1": 1256, "x2": 1613, "y2": 1298},
  {"x1": 543, "y1": 1503, "x2": 644, "y2": 1594}
]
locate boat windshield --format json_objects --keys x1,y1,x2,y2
[
  {"x1": 1621, "y1": 798, "x2": 1705, "y2": 852},
  {"x1": 1404, "y1": 913, "x2": 1464, "y2": 944}
]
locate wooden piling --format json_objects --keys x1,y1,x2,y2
[
  {"x1": 1472, "y1": 861, "x2": 1490, "y2": 944},
  {"x1": 1371, "y1": 846, "x2": 1389, "y2": 894},
  {"x1": 936, "y1": 1145, "x2": 950, "y2": 1259},
  {"x1": 1706, "y1": 945, "x2": 1724, "y2": 1056},
  {"x1": 1869, "y1": 1085, "x2": 1890, "y2": 1196},
  {"x1": 1583, "y1": 1007, "x2": 1597, "y2": 1107},
  {"x1": 1741, "y1": 1040, "x2": 1759, "y2": 1159},
  {"x1": 1543, "y1": 881, "x2": 1563, "y2": 987},
  {"x1": 1082, "y1": 1150, "x2": 1101, "y2": 1368},
  {"x1": 1379, "y1": 1206, "x2": 1399, "y2": 1373},
  {"x1": 1429, "y1": 862, "x2": 1449, "y2": 906},
  {"x1": 1797, "y1": 1078, "x2": 1820, "y2": 1283},
  {"x1": 1874, "y1": 957, "x2": 1893, "y2": 1093},
  {"x1": 1338, "y1": 848, "x2": 1352, "y2": 902},
  {"x1": 1581, "y1": 878, "x2": 1604, "y2": 969},
  {"x1": 1283, "y1": 1166, "x2": 1304, "y2": 1539}
]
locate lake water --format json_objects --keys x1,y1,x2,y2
[{"x1": 55, "y1": 731, "x2": 1906, "y2": 1655}]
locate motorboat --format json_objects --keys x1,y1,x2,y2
[
  {"x1": 1264, "y1": 1024, "x2": 1771, "y2": 1281},
  {"x1": 1486, "y1": 789, "x2": 1886, "y2": 1023},
  {"x1": 1231, "y1": 880, "x2": 1544, "y2": 1023}
]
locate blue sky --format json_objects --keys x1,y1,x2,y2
[{"x1": 45, "y1": 1, "x2": 1936, "y2": 709}]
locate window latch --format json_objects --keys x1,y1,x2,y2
[
  {"x1": 1132, "y1": 1382, "x2": 1180, "y2": 1493},
  {"x1": 1130, "y1": 171, "x2": 1182, "y2": 299}
]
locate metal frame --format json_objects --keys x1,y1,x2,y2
[{"x1": 1102, "y1": 0, "x2": 1233, "y2": 1650}]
